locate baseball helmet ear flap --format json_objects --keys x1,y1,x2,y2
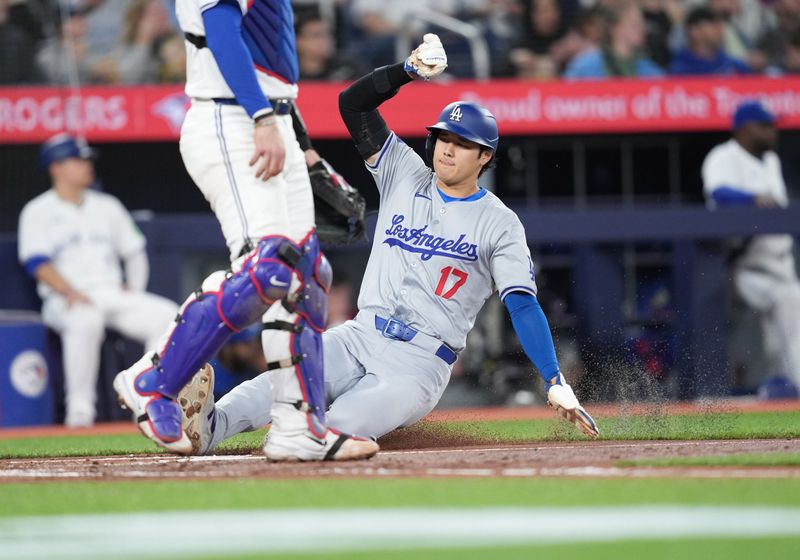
[{"x1": 425, "y1": 131, "x2": 438, "y2": 165}]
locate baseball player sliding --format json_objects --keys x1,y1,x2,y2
[
  {"x1": 112, "y1": 0, "x2": 377, "y2": 461},
  {"x1": 169, "y1": 34, "x2": 599, "y2": 455}
]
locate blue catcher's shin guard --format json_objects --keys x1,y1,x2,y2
[
  {"x1": 123, "y1": 237, "x2": 299, "y2": 444},
  {"x1": 262, "y1": 231, "x2": 331, "y2": 439}
]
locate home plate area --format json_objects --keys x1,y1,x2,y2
[{"x1": 1, "y1": 438, "x2": 798, "y2": 481}]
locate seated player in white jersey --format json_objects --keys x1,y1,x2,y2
[
  {"x1": 17, "y1": 134, "x2": 178, "y2": 428},
  {"x1": 174, "y1": 35, "x2": 599, "y2": 454},
  {"x1": 702, "y1": 100, "x2": 800, "y2": 390}
]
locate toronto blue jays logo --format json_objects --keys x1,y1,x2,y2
[{"x1": 384, "y1": 214, "x2": 478, "y2": 261}]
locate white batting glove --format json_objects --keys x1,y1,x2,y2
[
  {"x1": 404, "y1": 33, "x2": 448, "y2": 80},
  {"x1": 546, "y1": 373, "x2": 599, "y2": 439}
]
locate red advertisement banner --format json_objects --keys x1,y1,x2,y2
[{"x1": 2, "y1": 77, "x2": 800, "y2": 144}]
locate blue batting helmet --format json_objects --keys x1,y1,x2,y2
[
  {"x1": 425, "y1": 101, "x2": 499, "y2": 165},
  {"x1": 38, "y1": 133, "x2": 94, "y2": 170}
]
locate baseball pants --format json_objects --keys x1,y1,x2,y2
[
  {"x1": 206, "y1": 312, "x2": 454, "y2": 449},
  {"x1": 734, "y1": 253, "x2": 800, "y2": 386},
  {"x1": 179, "y1": 99, "x2": 314, "y2": 257},
  {"x1": 42, "y1": 289, "x2": 177, "y2": 426}
]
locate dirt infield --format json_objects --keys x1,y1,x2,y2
[
  {"x1": 1, "y1": 435, "x2": 799, "y2": 482},
  {"x1": 1, "y1": 400, "x2": 799, "y2": 482}
]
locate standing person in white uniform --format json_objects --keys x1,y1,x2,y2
[
  {"x1": 702, "y1": 99, "x2": 800, "y2": 390},
  {"x1": 17, "y1": 134, "x2": 178, "y2": 428},
  {"x1": 112, "y1": 0, "x2": 377, "y2": 461},
  {"x1": 168, "y1": 35, "x2": 599, "y2": 456}
]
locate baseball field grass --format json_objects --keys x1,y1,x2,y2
[{"x1": 1, "y1": 404, "x2": 799, "y2": 560}]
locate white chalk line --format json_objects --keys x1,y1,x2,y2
[
  {"x1": 381, "y1": 439, "x2": 798, "y2": 456},
  {"x1": 1, "y1": 462, "x2": 798, "y2": 480},
  {"x1": 0, "y1": 506, "x2": 798, "y2": 560}
]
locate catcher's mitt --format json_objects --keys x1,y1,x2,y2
[{"x1": 309, "y1": 159, "x2": 366, "y2": 244}]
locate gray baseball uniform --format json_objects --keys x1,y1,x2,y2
[{"x1": 206, "y1": 131, "x2": 537, "y2": 444}]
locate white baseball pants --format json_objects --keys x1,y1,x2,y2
[
  {"x1": 42, "y1": 289, "x2": 177, "y2": 426},
  {"x1": 734, "y1": 252, "x2": 800, "y2": 387},
  {"x1": 179, "y1": 99, "x2": 314, "y2": 258}
]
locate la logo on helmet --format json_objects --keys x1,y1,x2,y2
[{"x1": 449, "y1": 106, "x2": 463, "y2": 122}]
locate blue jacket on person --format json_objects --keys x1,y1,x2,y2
[
  {"x1": 670, "y1": 48, "x2": 751, "y2": 76},
  {"x1": 564, "y1": 48, "x2": 664, "y2": 79}
]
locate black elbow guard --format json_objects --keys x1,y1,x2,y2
[
  {"x1": 339, "y1": 63, "x2": 414, "y2": 159},
  {"x1": 353, "y1": 112, "x2": 391, "y2": 160}
]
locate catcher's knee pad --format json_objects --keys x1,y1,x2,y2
[
  {"x1": 262, "y1": 231, "x2": 331, "y2": 437},
  {"x1": 137, "y1": 237, "x2": 296, "y2": 398}
]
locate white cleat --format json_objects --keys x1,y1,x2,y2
[
  {"x1": 113, "y1": 356, "x2": 193, "y2": 455},
  {"x1": 177, "y1": 364, "x2": 216, "y2": 456},
  {"x1": 547, "y1": 381, "x2": 600, "y2": 439},
  {"x1": 264, "y1": 429, "x2": 379, "y2": 462}
]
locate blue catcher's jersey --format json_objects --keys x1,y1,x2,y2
[
  {"x1": 242, "y1": 0, "x2": 299, "y2": 85},
  {"x1": 177, "y1": 0, "x2": 299, "y2": 100}
]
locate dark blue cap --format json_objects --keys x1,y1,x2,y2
[
  {"x1": 732, "y1": 100, "x2": 776, "y2": 130},
  {"x1": 38, "y1": 133, "x2": 94, "y2": 170}
]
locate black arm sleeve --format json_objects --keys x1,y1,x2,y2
[
  {"x1": 338, "y1": 63, "x2": 414, "y2": 159},
  {"x1": 290, "y1": 102, "x2": 313, "y2": 152}
]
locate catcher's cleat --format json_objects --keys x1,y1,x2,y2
[
  {"x1": 264, "y1": 426, "x2": 379, "y2": 462},
  {"x1": 546, "y1": 376, "x2": 600, "y2": 439},
  {"x1": 113, "y1": 356, "x2": 193, "y2": 455},
  {"x1": 177, "y1": 364, "x2": 217, "y2": 456}
]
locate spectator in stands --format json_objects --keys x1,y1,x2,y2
[
  {"x1": 37, "y1": 5, "x2": 115, "y2": 84},
  {"x1": 779, "y1": 32, "x2": 800, "y2": 74},
  {"x1": 295, "y1": 8, "x2": 365, "y2": 81},
  {"x1": 549, "y1": 6, "x2": 606, "y2": 72},
  {"x1": 157, "y1": 33, "x2": 186, "y2": 83},
  {"x1": 83, "y1": 0, "x2": 129, "y2": 65},
  {"x1": 702, "y1": 100, "x2": 800, "y2": 395},
  {"x1": 640, "y1": 0, "x2": 684, "y2": 69},
  {"x1": 112, "y1": 0, "x2": 177, "y2": 84},
  {"x1": 17, "y1": 134, "x2": 178, "y2": 427},
  {"x1": 710, "y1": 0, "x2": 775, "y2": 64},
  {"x1": 350, "y1": 0, "x2": 427, "y2": 68},
  {"x1": 508, "y1": 0, "x2": 573, "y2": 79},
  {"x1": 0, "y1": 0, "x2": 42, "y2": 84},
  {"x1": 564, "y1": 1, "x2": 663, "y2": 79},
  {"x1": 6, "y1": 0, "x2": 50, "y2": 47},
  {"x1": 753, "y1": 0, "x2": 800, "y2": 74},
  {"x1": 350, "y1": 0, "x2": 464, "y2": 68},
  {"x1": 670, "y1": 7, "x2": 751, "y2": 75}
]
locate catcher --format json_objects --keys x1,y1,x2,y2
[{"x1": 171, "y1": 33, "x2": 599, "y2": 455}]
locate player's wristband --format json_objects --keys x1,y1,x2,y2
[{"x1": 254, "y1": 111, "x2": 276, "y2": 128}]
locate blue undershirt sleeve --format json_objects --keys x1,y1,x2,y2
[
  {"x1": 503, "y1": 291, "x2": 560, "y2": 383},
  {"x1": 24, "y1": 255, "x2": 50, "y2": 278},
  {"x1": 711, "y1": 186, "x2": 756, "y2": 207},
  {"x1": 202, "y1": 0, "x2": 271, "y2": 119}
]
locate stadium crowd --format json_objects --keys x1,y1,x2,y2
[{"x1": 2, "y1": 0, "x2": 800, "y2": 86}]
